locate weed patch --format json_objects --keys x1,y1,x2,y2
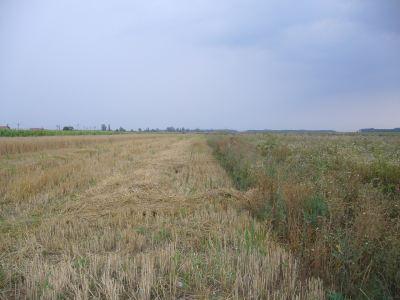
[{"x1": 209, "y1": 133, "x2": 400, "y2": 299}]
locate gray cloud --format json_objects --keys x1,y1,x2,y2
[{"x1": 0, "y1": 0, "x2": 399, "y2": 131}]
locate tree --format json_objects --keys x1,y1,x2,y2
[
  {"x1": 101, "y1": 124, "x2": 107, "y2": 131},
  {"x1": 63, "y1": 126, "x2": 74, "y2": 131}
]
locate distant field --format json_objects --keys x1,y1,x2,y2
[
  {"x1": 208, "y1": 132, "x2": 400, "y2": 299},
  {"x1": 0, "y1": 134, "x2": 141, "y2": 156},
  {"x1": 0, "y1": 134, "x2": 323, "y2": 299},
  {"x1": 1, "y1": 132, "x2": 398, "y2": 299},
  {"x1": 0, "y1": 128, "x2": 123, "y2": 137}
]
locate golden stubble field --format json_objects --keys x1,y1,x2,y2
[{"x1": 0, "y1": 134, "x2": 324, "y2": 299}]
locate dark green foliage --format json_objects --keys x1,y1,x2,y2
[
  {"x1": 327, "y1": 291, "x2": 345, "y2": 300},
  {"x1": 0, "y1": 266, "x2": 5, "y2": 289},
  {"x1": 303, "y1": 195, "x2": 328, "y2": 227}
]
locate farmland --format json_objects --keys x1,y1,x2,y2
[
  {"x1": 208, "y1": 133, "x2": 400, "y2": 299},
  {"x1": 0, "y1": 134, "x2": 323, "y2": 299},
  {"x1": 0, "y1": 129, "x2": 122, "y2": 138},
  {"x1": 0, "y1": 133, "x2": 399, "y2": 299}
]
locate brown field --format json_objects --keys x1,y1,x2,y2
[{"x1": 0, "y1": 134, "x2": 323, "y2": 299}]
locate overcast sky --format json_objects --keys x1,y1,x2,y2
[{"x1": 0, "y1": 0, "x2": 399, "y2": 131}]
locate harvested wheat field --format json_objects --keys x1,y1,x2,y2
[{"x1": 0, "y1": 134, "x2": 324, "y2": 299}]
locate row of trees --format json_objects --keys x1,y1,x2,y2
[
  {"x1": 60, "y1": 124, "x2": 233, "y2": 133},
  {"x1": 136, "y1": 127, "x2": 185, "y2": 132},
  {"x1": 62, "y1": 124, "x2": 185, "y2": 132},
  {"x1": 100, "y1": 124, "x2": 126, "y2": 132},
  {"x1": 138, "y1": 127, "x2": 214, "y2": 133},
  {"x1": 2, "y1": 123, "x2": 221, "y2": 133}
]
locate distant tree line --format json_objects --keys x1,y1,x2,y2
[
  {"x1": 135, "y1": 127, "x2": 237, "y2": 133},
  {"x1": 359, "y1": 128, "x2": 400, "y2": 133},
  {"x1": 245, "y1": 129, "x2": 336, "y2": 133},
  {"x1": 1, "y1": 123, "x2": 237, "y2": 134}
]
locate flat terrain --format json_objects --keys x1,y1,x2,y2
[
  {"x1": 0, "y1": 135, "x2": 323, "y2": 299},
  {"x1": 209, "y1": 133, "x2": 400, "y2": 299}
]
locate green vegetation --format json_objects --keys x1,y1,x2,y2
[
  {"x1": 0, "y1": 129, "x2": 123, "y2": 137},
  {"x1": 209, "y1": 133, "x2": 400, "y2": 299}
]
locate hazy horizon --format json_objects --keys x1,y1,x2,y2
[{"x1": 1, "y1": 0, "x2": 399, "y2": 131}]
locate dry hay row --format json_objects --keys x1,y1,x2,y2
[{"x1": 0, "y1": 134, "x2": 324, "y2": 299}]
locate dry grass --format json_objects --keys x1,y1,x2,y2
[
  {"x1": 0, "y1": 134, "x2": 323, "y2": 299},
  {"x1": 0, "y1": 134, "x2": 159, "y2": 156},
  {"x1": 208, "y1": 133, "x2": 400, "y2": 299}
]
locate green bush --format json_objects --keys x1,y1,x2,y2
[{"x1": 303, "y1": 195, "x2": 329, "y2": 227}]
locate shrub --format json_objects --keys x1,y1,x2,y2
[{"x1": 303, "y1": 195, "x2": 329, "y2": 227}]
